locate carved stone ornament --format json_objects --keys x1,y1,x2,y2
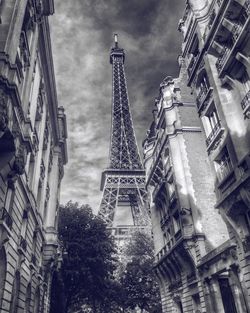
[
  {"x1": 13, "y1": 145, "x2": 27, "y2": 175},
  {"x1": 34, "y1": 0, "x2": 44, "y2": 22},
  {"x1": 7, "y1": 172, "x2": 18, "y2": 190},
  {"x1": 0, "y1": 89, "x2": 9, "y2": 133},
  {"x1": 12, "y1": 120, "x2": 21, "y2": 139},
  {"x1": 19, "y1": 31, "x2": 30, "y2": 68}
]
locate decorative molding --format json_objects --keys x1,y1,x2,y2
[
  {"x1": 13, "y1": 144, "x2": 28, "y2": 176},
  {"x1": 0, "y1": 88, "x2": 9, "y2": 134}
]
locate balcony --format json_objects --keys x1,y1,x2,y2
[
  {"x1": 246, "y1": 0, "x2": 250, "y2": 15},
  {"x1": 213, "y1": 0, "x2": 250, "y2": 76},
  {"x1": 164, "y1": 158, "x2": 173, "y2": 180},
  {"x1": 231, "y1": 22, "x2": 243, "y2": 43},
  {"x1": 215, "y1": 46, "x2": 231, "y2": 72},
  {"x1": 169, "y1": 190, "x2": 177, "y2": 207},
  {"x1": 243, "y1": 234, "x2": 250, "y2": 253},
  {"x1": 196, "y1": 87, "x2": 213, "y2": 112},
  {"x1": 206, "y1": 121, "x2": 224, "y2": 151},
  {"x1": 217, "y1": 159, "x2": 233, "y2": 183},
  {"x1": 160, "y1": 213, "x2": 170, "y2": 229},
  {"x1": 187, "y1": 54, "x2": 199, "y2": 77},
  {"x1": 241, "y1": 90, "x2": 250, "y2": 119},
  {"x1": 0, "y1": 207, "x2": 13, "y2": 230}
]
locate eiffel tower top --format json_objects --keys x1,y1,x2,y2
[
  {"x1": 110, "y1": 34, "x2": 125, "y2": 64},
  {"x1": 107, "y1": 34, "x2": 143, "y2": 172}
]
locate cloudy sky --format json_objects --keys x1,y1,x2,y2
[{"x1": 50, "y1": 0, "x2": 185, "y2": 213}]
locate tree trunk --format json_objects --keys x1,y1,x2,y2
[
  {"x1": 92, "y1": 298, "x2": 97, "y2": 313},
  {"x1": 65, "y1": 296, "x2": 71, "y2": 313}
]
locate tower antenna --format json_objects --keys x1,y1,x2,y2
[{"x1": 114, "y1": 33, "x2": 118, "y2": 48}]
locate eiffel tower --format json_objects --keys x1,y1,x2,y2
[{"x1": 99, "y1": 35, "x2": 149, "y2": 245}]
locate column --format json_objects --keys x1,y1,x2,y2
[
  {"x1": 209, "y1": 277, "x2": 225, "y2": 313},
  {"x1": 228, "y1": 269, "x2": 248, "y2": 313}
]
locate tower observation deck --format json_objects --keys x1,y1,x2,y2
[{"x1": 98, "y1": 35, "x2": 150, "y2": 245}]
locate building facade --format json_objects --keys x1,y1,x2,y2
[
  {"x1": 0, "y1": 1, "x2": 67, "y2": 312},
  {"x1": 143, "y1": 0, "x2": 250, "y2": 312}
]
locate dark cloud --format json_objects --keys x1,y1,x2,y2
[{"x1": 50, "y1": 0, "x2": 185, "y2": 212}]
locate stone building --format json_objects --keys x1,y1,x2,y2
[
  {"x1": 0, "y1": 1, "x2": 67, "y2": 312},
  {"x1": 143, "y1": 0, "x2": 250, "y2": 312}
]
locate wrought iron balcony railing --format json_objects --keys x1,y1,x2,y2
[
  {"x1": 241, "y1": 90, "x2": 250, "y2": 119},
  {"x1": 197, "y1": 87, "x2": 209, "y2": 105},
  {"x1": 245, "y1": 0, "x2": 250, "y2": 15},
  {"x1": 0, "y1": 207, "x2": 13, "y2": 230},
  {"x1": 216, "y1": 46, "x2": 230, "y2": 72},
  {"x1": 187, "y1": 54, "x2": 199, "y2": 76},
  {"x1": 169, "y1": 190, "x2": 177, "y2": 206},
  {"x1": 206, "y1": 121, "x2": 223, "y2": 148},
  {"x1": 196, "y1": 87, "x2": 213, "y2": 112},
  {"x1": 156, "y1": 230, "x2": 182, "y2": 262},
  {"x1": 217, "y1": 159, "x2": 233, "y2": 183},
  {"x1": 160, "y1": 213, "x2": 170, "y2": 229},
  {"x1": 232, "y1": 22, "x2": 243, "y2": 43}
]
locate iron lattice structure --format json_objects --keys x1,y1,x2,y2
[{"x1": 99, "y1": 36, "x2": 149, "y2": 233}]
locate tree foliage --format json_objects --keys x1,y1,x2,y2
[
  {"x1": 57, "y1": 201, "x2": 118, "y2": 313},
  {"x1": 121, "y1": 232, "x2": 162, "y2": 313}
]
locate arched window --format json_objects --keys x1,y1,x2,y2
[
  {"x1": 24, "y1": 283, "x2": 31, "y2": 313},
  {"x1": 33, "y1": 287, "x2": 40, "y2": 313},
  {"x1": 9, "y1": 271, "x2": 20, "y2": 313},
  {"x1": 0, "y1": 247, "x2": 7, "y2": 308}
]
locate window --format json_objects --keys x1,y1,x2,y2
[
  {"x1": 241, "y1": 71, "x2": 250, "y2": 92},
  {"x1": 24, "y1": 283, "x2": 31, "y2": 313},
  {"x1": 173, "y1": 212, "x2": 181, "y2": 234},
  {"x1": 218, "y1": 277, "x2": 238, "y2": 313},
  {"x1": 240, "y1": 71, "x2": 250, "y2": 117},
  {"x1": 207, "y1": 109, "x2": 220, "y2": 133},
  {"x1": 214, "y1": 147, "x2": 233, "y2": 182},
  {"x1": 192, "y1": 294, "x2": 201, "y2": 313},
  {"x1": 199, "y1": 73, "x2": 210, "y2": 93},
  {"x1": 187, "y1": 35, "x2": 200, "y2": 75},
  {"x1": 20, "y1": 209, "x2": 28, "y2": 238},
  {"x1": 167, "y1": 181, "x2": 175, "y2": 198},
  {"x1": 10, "y1": 271, "x2": 20, "y2": 313},
  {"x1": 244, "y1": 210, "x2": 250, "y2": 233},
  {"x1": 0, "y1": 248, "x2": 6, "y2": 308},
  {"x1": 201, "y1": 103, "x2": 223, "y2": 148},
  {"x1": 157, "y1": 189, "x2": 169, "y2": 219},
  {"x1": 31, "y1": 229, "x2": 38, "y2": 265},
  {"x1": 33, "y1": 287, "x2": 40, "y2": 313}
]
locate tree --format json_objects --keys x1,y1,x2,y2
[
  {"x1": 56, "y1": 201, "x2": 118, "y2": 313},
  {"x1": 121, "y1": 231, "x2": 162, "y2": 313}
]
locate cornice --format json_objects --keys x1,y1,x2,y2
[{"x1": 38, "y1": 17, "x2": 60, "y2": 146}]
